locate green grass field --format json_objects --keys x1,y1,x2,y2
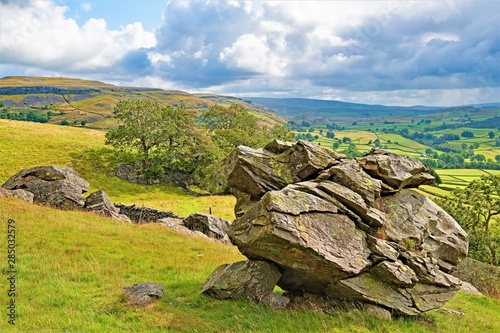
[
  {"x1": 1, "y1": 119, "x2": 500, "y2": 332},
  {"x1": 1, "y1": 198, "x2": 499, "y2": 332},
  {"x1": 0, "y1": 119, "x2": 236, "y2": 220}
]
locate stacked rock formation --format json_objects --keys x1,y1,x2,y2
[{"x1": 202, "y1": 140, "x2": 468, "y2": 316}]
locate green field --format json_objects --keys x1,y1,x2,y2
[
  {"x1": 1, "y1": 119, "x2": 500, "y2": 332},
  {"x1": 0, "y1": 119, "x2": 236, "y2": 220}
]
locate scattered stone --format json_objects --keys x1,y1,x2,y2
[
  {"x1": 439, "y1": 308, "x2": 464, "y2": 316},
  {"x1": 364, "y1": 304, "x2": 392, "y2": 320},
  {"x1": 115, "y1": 203, "x2": 180, "y2": 223},
  {"x1": 158, "y1": 217, "x2": 184, "y2": 228},
  {"x1": 259, "y1": 293, "x2": 290, "y2": 309},
  {"x1": 123, "y1": 283, "x2": 164, "y2": 306},
  {"x1": 2, "y1": 166, "x2": 89, "y2": 209},
  {"x1": 84, "y1": 190, "x2": 131, "y2": 222},
  {"x1": 183, "y1": 213, "x2": 230, "y2": 243}
]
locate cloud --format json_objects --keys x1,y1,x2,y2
[
  {"x1": 144, "y1": 0, "x2": 498, "y2": 104},
  {"x1": 0, "y1": 0, "x2": 498, "y2": 106},
  {"x1": 0, "y1": 0, "x2": 156, "y2": 72},
  {"x1": 81, "y1": 2, "x2": 93, "y2": 12}
]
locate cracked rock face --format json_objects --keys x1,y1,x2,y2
[{"x1": 203, "y1": 140, "x2": 468, "y2": 315}]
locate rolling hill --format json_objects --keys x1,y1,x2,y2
[{"x1": 0, "y1": 76, "x2": 285, "y2": 130}]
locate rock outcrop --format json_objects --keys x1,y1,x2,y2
[
  {"x1": 2, "y1": 166, "x2": 89, "y2": 209},
  {"x1": 203, "y1": 141, "x2": 468, "y2": 316}
]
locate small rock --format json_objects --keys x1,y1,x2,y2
[
  {"x1": 364, "y1": 304, "x2": 392, "y2": 320},
  {"x1": 259, "y1": 293, "x2": 290, "y2": 309},
  {"x1": 122, "y1": 283, "x2": 164, "y2": 306}
]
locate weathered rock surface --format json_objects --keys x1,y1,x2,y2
[
  {"x1": 122, "y1": 283, "x2": 164, "y2": 306},
  {"x1": 356, "y1": 148, "x2": 435, "y2": 190},
  {"x1": 202, "y1": 260, "x2": 282, "y2": 301},
  {"x1": 2, "y1": 166, "x2": 89, "y2": 209},
  {"x1": 183, "y1": 213, "x2": 230, "y2": 243},
  {"x1": 84, "y1": 190, "x2": 131, "y2": 222},
  {"x1": 203, "y1": 141, "x2": 468, "y2": 316},
  {"x1": 0, "y1": 187, "x2": 34, "y2": 203}
]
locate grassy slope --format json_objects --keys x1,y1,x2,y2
[
  {"x1": 1, "y1": 198, "x2": 499, "y2": 332},
  {"x1": 0, "y1": 119, "x2": 235, "y2": 220},
  {"x1": 1, "y1": 119, "x2": 500, "y2": 332}
]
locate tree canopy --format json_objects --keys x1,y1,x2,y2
[
  {"x1": 105, "y1": 100, "x2": 294, "y2": 193},
  {"x1": 105, "y1": 99, "x2": 193, "y2": 171},
  {"x1": 438, "y1": 175, "x2": 500, "y2": 265}
]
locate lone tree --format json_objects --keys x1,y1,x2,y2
[
  {"x1": 438, "y1": 175, "x2": 500, "y2": 265},
  {"x1": 105, "y1": 99, "x2": 192, "y2": 168}
]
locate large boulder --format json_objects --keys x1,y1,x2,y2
[
  {"x1": 2, "y1": 166, "x2": 89, "y2": 209},
  {"x1": 203, "y1": 141, "x2": 468, "y2": 316}
]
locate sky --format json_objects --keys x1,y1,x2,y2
[{"x1": 0, "y1": 0, "x2": 499, "y2": 106}]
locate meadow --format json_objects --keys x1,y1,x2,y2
[
  {"x1": 1, "y1": 198, "x2": 499, "y2": 332},
  {"x1": 1, "y1": 119, "x2": 500, "y2": 332}
]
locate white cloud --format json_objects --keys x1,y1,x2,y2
[
  {"x1": 81, "y1": 2, "x2": 93, "y2": 12},
  {"x1": 219, "y1": 34, "x2": 286, "y2": 76},
  {"x1": 0, "y1": 0, "x2": 156, "y2": 71}
]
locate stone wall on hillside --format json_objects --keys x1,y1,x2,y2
[{"x1": 114, "y1": 203, "x2": 180, "y2": 223}]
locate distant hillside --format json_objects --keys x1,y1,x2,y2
[
  {"x1": 0, "y1": 76, "x2": 284, "y2": 129},
  {"x1": 245, "y1": 97, "x2": 500, "y2": 128},
  {"x1": 245, "y1": 97, "x2": 442, "y2": 118}
]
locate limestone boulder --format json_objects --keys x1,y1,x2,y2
[
  {"x1": 2, "y1": 166, "x2": 89, "y2": 209},
  {"x1": 229, "y1": 187, "x2": 371, "y2": 293},
  {"x1": 202, "y1": 141, "x2": 469, "y2": 316}
]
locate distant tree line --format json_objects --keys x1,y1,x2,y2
[{"x1": 0, "y1": 107, "x2": 53, "y2": 123}]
